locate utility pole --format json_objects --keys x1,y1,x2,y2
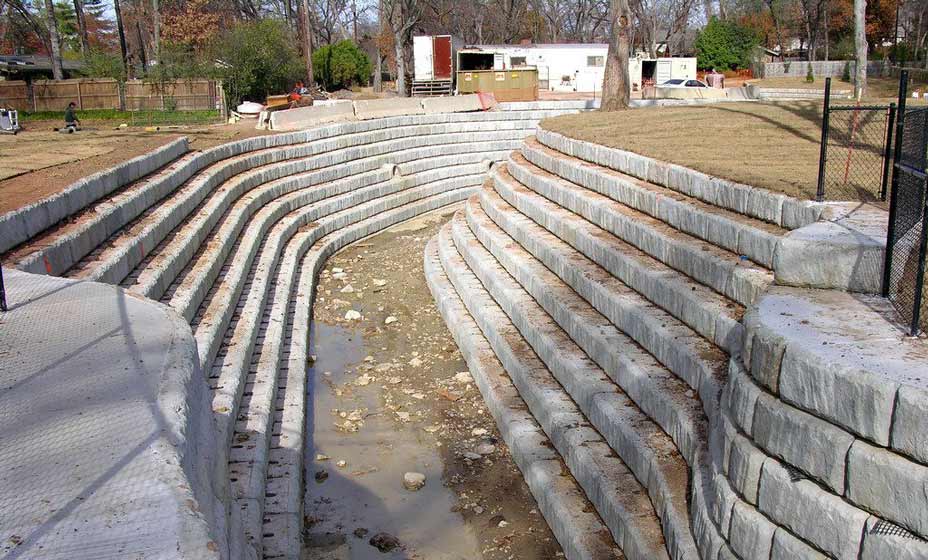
[{"x1": 300, "y1": 0, "x2": 314, "y2": 85}]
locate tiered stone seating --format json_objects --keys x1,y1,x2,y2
[
  {"x1": 0, "y1": 107, "x2": 583, "y2": 560},
  {"x1": 426, "y1": 125, "x2": 928, "y2": 560}
]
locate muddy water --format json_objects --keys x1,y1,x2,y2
[
  {"x1": 305, "y1": 321, "x2": 481, "y2": 559},
  {"x1": 302, "y1": 209, "x2": 562, "y2": 560}
]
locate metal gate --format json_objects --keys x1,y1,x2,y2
[
  {"x1": 883, "y1": 71, "x2": 928, "y2": 336},
  {"x1": 816, "y1": 77, "x2": 897, "y2": 202}
]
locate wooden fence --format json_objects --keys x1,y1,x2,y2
[{"x1": 0, "y1": 78, "x2": 221, "y2": 112}]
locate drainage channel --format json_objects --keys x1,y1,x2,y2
[{"x1": 303, "y1": 207, "x2": 562, "y2": 560}]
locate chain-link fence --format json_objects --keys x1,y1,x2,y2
[
  {"x1": 884, "y1": 71, "x2": 928, "y2": 336},
  {"x1": 817, "y1": 79, "x2": 896, "y2": 202}
]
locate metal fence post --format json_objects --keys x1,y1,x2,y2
[
  {"x1": 816, "y1": 77, "x2": 832, "y2": 202},
  {"x1": 909, "y1": 199, "x2": 928, "y2": 336},
  {"x1": 881, "y1": 102, "x2": 897, "y2": 201},
  {"x1": 883, "y1": 71, "x2": 908, "y2": 297},
  {"x1": 0, "y1": 262, "x2": 7, "y2": 312}
]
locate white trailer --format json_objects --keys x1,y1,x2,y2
[{"x1": 473, "y1": 43, "x2": 697, "y2": 93}]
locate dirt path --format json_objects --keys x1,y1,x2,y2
[
  {"x1": 304, "y1": 207, "x2": 562, "y2": 560},
  {"x1": 0, "y1": 120, "x2": 271, "y2": 215}
]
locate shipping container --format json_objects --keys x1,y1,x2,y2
[{"x1": 456, "y1": 68, "x2": 539, "y2": 101}]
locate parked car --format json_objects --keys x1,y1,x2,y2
[{"x1": 659, "y1": 78, "x2": 711, "y2": 88}]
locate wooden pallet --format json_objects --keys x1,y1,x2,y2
[{"x1": 412, "y1": 80, "x2": 453, "y2": 97}]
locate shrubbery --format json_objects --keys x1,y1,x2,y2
[
  {"x1": 312, "y1": 40, "x2": 372, "y2": 91},
  {"x1": 694, "y1": 18, "x2": 759, "y2": 71},
  {"x1": 210, "y1": 19, "x2": 304, "y2": 107}
]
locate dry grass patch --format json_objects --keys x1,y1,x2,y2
[{"x1": 543, "y1": 101, "x2": 828, "y2": 199}]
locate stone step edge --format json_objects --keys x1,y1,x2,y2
[
  {"x1": 424, "y1": 238, "x2": 625, "y2": 560},
  {"x1": 504, "y1": 151, "x2": 773, "y2": 310},
  {"x1": 127, "y1": 146, "x2": 508, "y2": 300},
  {"x1": 436, "y1": 222, "x2": 677, "y2": 560},
  {"x1": 519, "y1": 138, "x2": 782, "y2": 270},
  {"x1": 447, "y1": 210, "x2": 699, "y2": 559},
  {"x1": 9, "y1": 122, "x2": 526, "y2": 277},
  {"x1": 534, "y1": 128, "x2": 822, "y2": 230},
  {"x1": 0, "y1": 137, "x2": 190, "y2": 254}
]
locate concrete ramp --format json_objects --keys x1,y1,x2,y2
[
  {"x1": 269, "y1": 101, "x2": 356, "y2": 131},
  {"x1": 354, "y1": 97, "x2": 425, "y2": 120},
  {"x1": 421, "y1": 94, "x2": 484, "y2": 114}
]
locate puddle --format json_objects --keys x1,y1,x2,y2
[{"x1": 304, "y1": 321, "x2": 482, "y2": 560}]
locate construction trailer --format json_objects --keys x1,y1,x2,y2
[
  {"x1": 469, "y1": 43, "x2": 697, "y2": 94},
  {"x1": 412, "y1": 35, "x2": 463, "y2": 96}
]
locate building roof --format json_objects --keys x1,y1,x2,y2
[
  {"x1": 0, "y1": 55, "x2": 84, "y2": 75},
  {"x1": 472, "y1": 43, "x2": 608, "y2": 50}
]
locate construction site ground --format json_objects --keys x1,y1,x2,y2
[{"x1": 0, "y1": 118, "x2": 271, "y2": 215}]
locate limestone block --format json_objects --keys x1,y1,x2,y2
[
  {"x1": 847, "y1": 440, "x2": 928, "y2": 538},
  {"x1": 770, "y1": 528, "x2": 829, "y2": 560},
  {"x1": 752, "y1": 391, "x2": 854, "y2": 493},
  {"x1": 728, "y1": 501, "x2": 776, "y2": 559},
  {"x1": 743, "y1": 313, "x2": 786, "y2": 393},
  {"x1": 724, "y1": 360, "x2": 760, "y2": 435},
  {"x1": 891, "y1": 385, "x2": 928, "y2": 464},
  {"x1": 773, "y1": 220, "x2": 885, "y2": 293},
  {"x1": 757, "y1": 460, "x2": 869, "y2": 560},
  {"x1": 421, "y1": 94, "x2": 484, "y2": 114},
  {"x1": 860, "y1": 517, "x2": 928, "y2": 560},
  {"x1": 354, "y1": 98, "x2": 424, "y2": 120},
  {"x1": 754, "y1": 288, "x2": 907, "y2": 446},
  {"x1": 727, "y1": 428, "x2": 767, "y2": 504}
]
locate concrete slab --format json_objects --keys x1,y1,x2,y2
[
  {"x1": 0, "y1": 270, "x2": 224, "y2": 560},
  {"x1": 353, "y1": 98, "x2": 424, "y2": 120},
  {"x1": 420, "y1": 94, "x2": 484, "y2": 114},
  {"x1": 269, "y1": 102, "x2": 356, "y2": 131}
]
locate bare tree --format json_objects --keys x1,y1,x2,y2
[
  {"x1": 152, "y1": 0, "x2": 160, "y2": 63},
  {"x1": 601, "y1": 0, "x2": 631, "y2": 110},
  {"x1": 72, "y1": 0, "x2": 89, "y2": 54},
  {"x1": 114, "y1": 0, "x2": 131, "y2": 77},
  {"x1": 374, "y1": 0, "x2": 383, "y2": 92},
  {"x1": 43, "y1": 0, "x2": 63, "y2": 79},
  {"x1": 854, "y1": 0, "x2": 866, "y2": 98},
  {"x1": 383, "y1": 0, "x2": 419, "y2": 96},
  {"x1": 632, "y1": 0, "x2": 695, "y2": 57},
  {"x1": 301, "y1": 0, "x2": 315, "y2": 83}
]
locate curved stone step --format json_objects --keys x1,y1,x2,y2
[
  {"x1": 533, "y1": 128, "x2": 822, "y2": 230},
  {"x1": 447, "y1": 209, "x2": 700, "y2": 558},
  {"x1": 436, "y1": 223, "x2": 673, "y2": 560},
  {"x1": 424, "y1": 238, "x2": 625, "y2": 560},
  {"x1": 520, "y1": 136, "x2": 784, "y2": 269},
  {"x1": 127, "y1": 147, "x2": 506, "y2": 301},
  {"x1": 474, "y1": 183, "x2": 733, "y2": 396},
  {"x1": 65, "y1": 128, "x2": 524, "y2": 286},
  {"x1": 502, "y1": 153, "x2": 771, "y2": 311}
]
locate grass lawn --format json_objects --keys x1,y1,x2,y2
[
  {"x1": 20, "y1": 109, "x2": 222, "y2": 127},
  {"x1": 543, "y1": 102, "x2": 831, "y2": 200},
  {"x1": 542, "y1": 100, "x2": 922, "y2": 201}
]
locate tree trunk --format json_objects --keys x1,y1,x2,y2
[
  {"x1": 395, "y1": 33, "x2": 406, "y2": 96},
  {"x1": 152, "y1": 0, "x2": 160, "y2": 64},
  {"x1": 114, "y1": 0, "x2": 131, "y2": 78},
  {"x1": 43, "y1": 0, "x2": 63, "y2": 79},
  {"x1": 72, "y1": 0, "x2": 89, "y2": 55},
  {"x1": 300, "y1": 0, "x2": 314, "y2": 85},
  {"x1": 854, "y1": 0, "x2": 867, "y2": 99},
  {"x1": 703, "y1": 0, "x2": 713, "y2": 21},
  {"x1": 601, "y1": 0, "x2": 631, "y2": 111},
  {"x1": 823, "y1": 0, "x2": 829, "y2": 61},
  {"x1": 374, "y1": 0, "x2": 383, "y2": 92},
  {"x1": 136, "y1": 20, "x2": 147, "y2": 73}
]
